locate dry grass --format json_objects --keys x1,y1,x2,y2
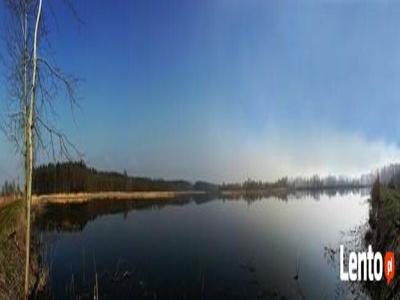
[
  {"x1": 0, "y1": 195, "x2": 19, "y2": 206},
  {"x1": 0, "y1": 199, "x2": 43, "y2": 300},
  {"x1": 0, "y1": 200, "x2": 26, "y2": 299},
  {"x1": 32, "y1": 190, "x2": 205, "y2": 205}
]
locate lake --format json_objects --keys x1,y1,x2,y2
[{"x1": 36, "y1": 189, "x2": 370, "y2": 299}]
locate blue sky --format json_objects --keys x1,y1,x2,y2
[{"x1": 1, "y1": 0, "x2": 400, "y2": 183}]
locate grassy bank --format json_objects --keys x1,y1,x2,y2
[
  {"x1": 367, "y1": 185, "x2": 400, "y2": 298},
  {"x1": 32, "y1": 190, "x2": 206, "y2": 205},
  {"x1": 0, "y1": 200, "x2": 45, "y2": 299},
  {"x1": 0, "y1": 200, "x2": 26, "y2": 299}
]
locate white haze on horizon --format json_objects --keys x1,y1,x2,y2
[
  {"x1": 203, "y1": 128, "x2": 400, "y2": 183},
  {"x1": 97, "y1": 127, "x2": 400, "y2": 184},
  {"x1": 202, "y1": 127, "x2": 400, "y2": 182},
  {"x1": 1, "y1": 128, "x2": 400, "y2": 185}
]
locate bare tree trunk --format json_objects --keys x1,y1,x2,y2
[
  {"x1": 23, "y1": 3, "x2": 30, "y2": 298},
  {"x1": 24, "y1": 0, "x2": 43, "y2": 298},
  {"x1": 23, "y1": 2, "x2": 30, "y2": 263},
  {"x1": 24, "y1": 4, "x2": 29, "y2": 199}
]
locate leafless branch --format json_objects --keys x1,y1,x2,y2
[
  {"x1": 36, "y1": 115, "x2": 82, "y2": 160},
  {"x1": 37, "y1": 57, "x2": 80, "y2": 106}
]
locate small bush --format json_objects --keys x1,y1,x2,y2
[
  {"x1": 371, "y1": 176, "x2": 380, "y2": 204},
  {"x1": 365, "y1": 229, "x2": 373, "y2": 242},
  {"x1": 388, "y1": 179, "x2": 396, "y2": 190}
]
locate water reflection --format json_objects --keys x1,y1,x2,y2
[
  {"x1": 36, "y1": 189, "x2": 369, "y2": 233},
  {"x1": 36, "y1": 188, "x2": 370, "y2": 299},
  {"x1": 35, "y1": 196, "x2": 194, "y2": 232}
]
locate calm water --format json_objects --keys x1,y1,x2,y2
[{"x1": 36, "y1": 189, "x2": 370, "y2": 299}]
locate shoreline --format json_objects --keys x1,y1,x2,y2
[
  {"x1": 32, "y1": 190, "x2": 206, "y2": 205},
  {"x1": 30, "y1": 185, "x2": 371, "y2": 205}
]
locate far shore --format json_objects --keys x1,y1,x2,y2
[
  {"x1": 219, "y1": 187, "x2": 288, "y2": 197},
  {"x1": 32, "y1": 190, "x2": 206, "y2": 205},
  {"x1": 2, "y1": 185, "x2": 371, "y2": 207}
]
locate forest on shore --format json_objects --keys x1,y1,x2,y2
[
  {"x1": 32, "y1": 161, "x2": 210, "y2": 194},
  {"x1": 29, "y1": 161, "x2": 374, "y2": 195}
]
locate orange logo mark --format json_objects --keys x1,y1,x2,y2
[{"x1": 384, "y1": 252, "x2": 395, "y2": 285}]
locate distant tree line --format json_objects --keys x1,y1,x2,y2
[
  {"x1": 33, "y1": 161, "x2": 207, "y2": 194},
  {"x1": 219, "y1": 174, "x2": 371, "y2": 191},
  {"x1": 378, "y1": 164, "x2": 400, "y2": 189},
  {"x1": 0, "y1": 180, "x2": 21, "y2": 196},
  {"x1": 219, "y1": 177, "x2": 288, "y2": 191},
  {"x1": 31, "y1": 161, "x2": 379, "y2": 195},
  {"x1": 287, "y1": 174, "x2": 372, "y2": 190},
  {"x1": 355, "y1": 163, "x2": 400, "y2": 190}
]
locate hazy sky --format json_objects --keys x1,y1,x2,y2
[{"x1": 1, "y1": 0, "x2": 400, "y2": 183}]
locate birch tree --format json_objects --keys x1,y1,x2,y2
[{"x1": 1, "y1": 0, "x2": 81, "y2": 298}]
